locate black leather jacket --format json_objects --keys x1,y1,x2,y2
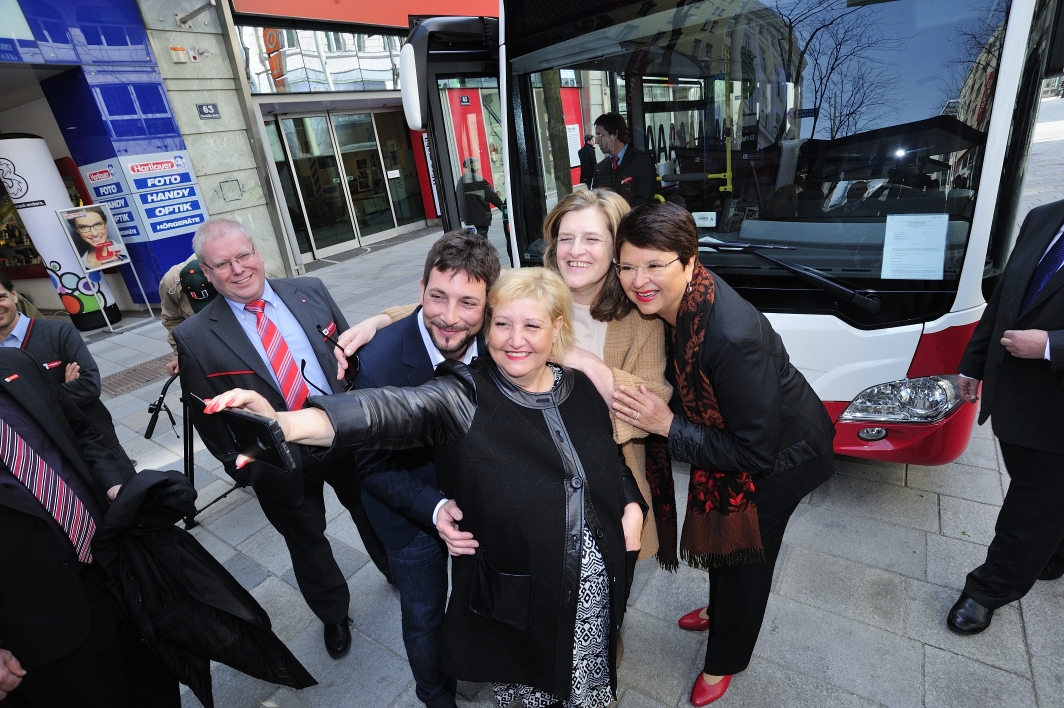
[{"x1": 310, "y1": 358, "x2": 645, "y2": 699}]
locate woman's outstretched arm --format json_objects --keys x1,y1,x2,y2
[{"x1": 207, "y1": 362, "x2": 477, "y2": 451}]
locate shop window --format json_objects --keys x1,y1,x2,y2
[{"x1": 133, "y1": 84, "x2": 167, "y2": 114}]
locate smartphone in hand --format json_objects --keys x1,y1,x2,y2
[{"x1": 187, "y1": 393, "x2": 297, "y2": 474}]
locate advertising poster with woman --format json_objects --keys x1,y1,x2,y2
[{"x1": 56, "y1": 204, "x2": 130, "y2": 272}]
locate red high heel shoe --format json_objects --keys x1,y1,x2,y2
[
  {"x1": 678, "y1": 607, "x2": 710, "y2": 632},
  {"x1": 690, "y1": 673, "x2": 731, "y2": 706}
]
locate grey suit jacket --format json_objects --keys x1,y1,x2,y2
[{"x1": 174, "y1": 277, "x2": 349, "y2": 505}]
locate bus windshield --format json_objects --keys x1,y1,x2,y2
[{"x1": 505, "y1": 0, "x2": 1011, "y2": 328}]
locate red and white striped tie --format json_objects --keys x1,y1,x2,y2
[
  {"x1": 244, "y1": 300, "x2": 309, "y2": 411},
  {"x1": 0, "y1": 418, "x2": 96, "y2": 563}
]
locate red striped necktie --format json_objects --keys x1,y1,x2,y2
[
  {"x1": 611, "y1": 155, "x2": 619, "y2": 171},
  {"x1": 244, "y1": 300, "x2": 309, "y2": 411},
  {"x1": 0, "y1": 418, "x2": 95, "y2": 563}
]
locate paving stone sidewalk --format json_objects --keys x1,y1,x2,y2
[{"x1": 82, "y1": 101, "x2": 1064, "y2": 708}]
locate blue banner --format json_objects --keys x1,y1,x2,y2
[
  {"x1": 144, "y1": 198, "x2": 201, "y2": 220},
  {"x1": 147, "y1": 212, "x2": 206, "y2": 234},
  {"x1": 138, "y1": 184, "x2": 198, "y2": 205},
  {"x1": 132, "y1": 172, "x2": 193, "y2": 190},
  {"x1": 91, "y1": 181, "x2": 125, "y2": 199}
]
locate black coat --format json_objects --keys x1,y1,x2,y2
[
  {"x1": 20, "y1": 317, "x2": 129, "y2": 460},
  {"x1": 578, "y1": 142, "x2": 597, "y2": 187},
  {"x1": 456, "y1": 173, "x2": 504, "y2": 228},
  {"x1": 93, "y1": 469, "x2": 316, "y2": 708},
  {"x1": 175, "y1": 277, "x2": 350, "y2": 506},
  {"x1": 311, "y1": 358, "x2": 646, "y2": 701},
  {"x1": 959, "y1": 199, "x2": 1064, "y2": 454},
  {"x1": 0, "y1": 348, "x2": 133, "y2": 670},
  {"x1": 666, "y1": 274, "x2": 836, "y2": 512},
  {"x1": 593, "y1": 145, "x2": 658, "y2": 206}
]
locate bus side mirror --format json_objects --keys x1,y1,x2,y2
[{"x1": 400, "y1": 42, "x2": 424, "y2": 131}]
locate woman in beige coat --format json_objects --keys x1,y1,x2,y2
[{"x1": 542, "y1": 189, "x2": 670, "y2": 562}]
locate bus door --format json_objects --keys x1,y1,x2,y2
[{"x1": 401, "y1": 18, "x2": 515, "y2": 265}]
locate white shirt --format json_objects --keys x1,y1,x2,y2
[
  {"x1": 416, "y1": 310, "x2": 479, "y2": 368},
  {"x1": 571, "y1": 302, "x2": 608, "y2": 359},
  {"x1": 1037, "y1": 228, "x2": 1062, "y2": 360},
  {"x1": 225, "y1": 281, "x2": 331, "y2": 399},
  {"x1": 0, "y1": 312, "x2": 30, "y2": 348},
  {"x1": 417, "y1": 309, "x2": 478, "y2": 523}
]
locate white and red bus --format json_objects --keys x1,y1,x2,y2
[{"x1": 401, "y1": 0, "x2": 1064, "y2": 465}]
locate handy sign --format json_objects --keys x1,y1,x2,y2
[{"x1": 197, "y1": 103, "x2": 220, "y2": 120}]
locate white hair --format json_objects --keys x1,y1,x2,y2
[{"x1": 192, "y1": 218, "x2": 256, "y2": 263}]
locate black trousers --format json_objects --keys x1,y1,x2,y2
[
  {"x1": 257, "y1": 456, "x2": 390, "y2": 624},
  {"x1": 6, "y1": 565, "x2": 179, "y2": 708},
  {"x1": 703, "y1": 501, "x2": 800, "y2": 676},
  {"x1": 964, "y1": 442, "x2": 1064, "y2": 609}
]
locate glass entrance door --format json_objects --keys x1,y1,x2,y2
[
  {"x1": 372, "y1": 111, "x2": 426, "y2": 228},
  {"x1": 331, "y1": 113, "x2": 395, "y2": 240},
  {"x1": 279, "y1": 116, "x2": 359, "y2": 252},
  {"x1": 265, "y1": 119, "x2": 313, "y2": 255},
  {"x1": 269, "y1": 110, "x2": 429, "y2": 261}
]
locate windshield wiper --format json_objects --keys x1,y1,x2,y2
[{"x1": 701, "y1": 241, "x2": 881, "y2": 314}]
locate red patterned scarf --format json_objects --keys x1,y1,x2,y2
[{"x1": 671, "y1": 265, "x2": 764, "y2": 568}]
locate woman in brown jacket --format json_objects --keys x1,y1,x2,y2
[{"x1": 542, "y1": 189, "x2": 670, "y2": 563}]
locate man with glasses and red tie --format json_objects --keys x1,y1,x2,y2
[
  {"x1": 592, "y1": 112, "x2": 658, "y2": 207},
  {"x1": 948, "y1": 199, "x2": 1064, "y2": 635},
  {"x1": 0, "y1": 346, "x2": 178, "y2": 706},
  {"x1": 173, "y1": 219, "x2": 390, "y2": 661}
]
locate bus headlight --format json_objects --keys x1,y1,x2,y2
[{"x1": 839, "y1": 375, "x2": 962, "y2": 423}]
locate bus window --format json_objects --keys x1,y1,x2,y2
[
  {"x1": 527, "y1": 70, "x2": 614, "y2": 212},
  {"x1": 436, "y1": 77, "x2": 511, "y2": 263},
  {"x1": 506, "y1": 0, "x2": 1010, "y2": 327}
]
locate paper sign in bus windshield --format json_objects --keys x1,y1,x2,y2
[{"x1": 881, "y1": 214, "x2": 948, "y2": 280}]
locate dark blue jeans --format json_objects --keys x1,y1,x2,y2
[{"x1": 387, "y1": 530, "x2": 456, "y2": 708}]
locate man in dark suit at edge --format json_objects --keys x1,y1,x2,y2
[
  {"x1": 342, "y1": 231, "x2": 498, "y2": 708},
  {"x1": 0, "y1": 347, "x2": 177, "y2": 706},
  {"x1": 592, "y1": 112, "x2": 658, "y2": 207},
  {"x1": 174, "y1": 218, "x2": 389, "y2": 660},
  {"x1": 948, "y1": 199, "x2": 1064, "y2": 634}
]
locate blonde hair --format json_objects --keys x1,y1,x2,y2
[
  {"x1": 542, "y1": 188, "x2": 633, "y2": 322},
  {"x1": 487, "y1": 267, "x2": 575, "y2": 359}
]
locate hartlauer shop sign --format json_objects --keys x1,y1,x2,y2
[{"x1": 231, "y1": 0, "x2": 497, "y2": 27}]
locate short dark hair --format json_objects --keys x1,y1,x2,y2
[
  {"x1": 423, "y1": 230, "x2": 501, "y2": 290},
  {"x1": 616, "y1": 202, "x2": 699, "y2": 266},
  {"x1": 594, "y1": 113, "x2": 628, "y2": 144},
  {"x1": 0, "y1": 272, "x2": 14, "y2": 294}
]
